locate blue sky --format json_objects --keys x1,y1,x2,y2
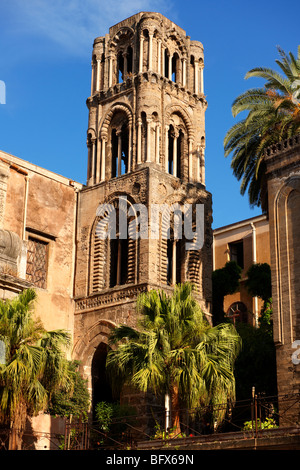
[{"x1": 0, "y1": 0, "x2": 299, "y2": 229}]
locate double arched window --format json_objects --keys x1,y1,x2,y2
[
  {"x1": 166, "y1": 113, "x2": 188, "y2": 179},
  {"x1": 100, "y1": 105, "x2": 133, "y2": 180},
  {"x1": 90, "y1": 197, "x2": 137, "y2": 294}
]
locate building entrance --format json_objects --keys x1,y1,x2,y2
[{"x1": 91, "y1": 342, "x2": 113, "y2": 415}]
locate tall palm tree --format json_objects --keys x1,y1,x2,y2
[
  {"x1": 106, "y1": 283, "x2": 241, "y2": 435},
  {"x1": 0, "y1": 289, "x2": 71, "y2": 450},
  {"x1": 224, "y1": 46, "x2": 300, "y2": 211}
]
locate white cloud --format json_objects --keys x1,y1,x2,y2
[{"x1": 6, "y1": 0, "x2": 175, "y2": 57}]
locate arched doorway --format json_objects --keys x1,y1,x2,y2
[{"x1": 91, "y1": 342, "x2": 114, "y2": 416}]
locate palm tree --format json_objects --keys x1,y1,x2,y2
[
  {"x1": 0, "y1": 289, "x2": 72, "y2": 450},
  {"x1": 224, "y1": 46, "x2": 300, "y2": 211},
  {"x1": 106, "y1": 283, "x2": 241, "y2": 435}
]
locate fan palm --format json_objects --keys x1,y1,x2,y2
[
  {"x1": 0, "y1": 289, "x2": 71, "y2": 450},
  {"x1": 106, "y1": 283, "x2": 241, "y2": 435},
  {"x1": 224, "y1": 46, "x2": 300, "y2": 210}
]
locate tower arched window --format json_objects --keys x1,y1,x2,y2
[
  {"x1": 167, "y1": 120, "x2": 186, "y2": 179},
  {"x1": 166, "y1": 227, "x2": 185, "y2": 286},
  {"x1": 164, "y1": 49, "x2": 170, "y2": 78},
  {"x1": 109, "y1": 201, "x2": 137, "y2": 288},
  {"x1": 168, "y1": 125, "x2": 175, "y2": 174},
  {"x1": 160, "y1": 207, "x2": 185, "y2": 286},
  {"x1": 110, "y1": 237, "x2": 129, "y2": 287},
  {"x1": 171, "y1": 53, "x2": 180, "y2": 83},
  {"x1": 110, "y1": 114, "x2": 130, "y2": 178},
  {"x1": 117, "y1": 52, "x2": 124, "y2": 83},
  {"x1": 90, "y1": 197, "x2": 137, "y2": 293},
  {"x1": 127, "y1": 46, "x2": 133, "y2": 74}
]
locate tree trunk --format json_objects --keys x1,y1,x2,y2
[
  {"x1": 9, "y1": 399, "x2": 27, "y2": 450},
  {"x1": 164, "y1": 393, "x2": 170, "y2": 434},
  {"x1": 170, "y1": 384, "x2": 181, "y2": 436}
]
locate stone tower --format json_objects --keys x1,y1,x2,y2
[
  {"x1": 265, "y1": 135, "x2": 300, "y2": 426},
  {"x1": 73, "y1": 12, "x2": 213, "y2": 409}
]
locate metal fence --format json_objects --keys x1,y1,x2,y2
[{"x1": 0, "y1": 391, "x2": 299, "y2": 450}]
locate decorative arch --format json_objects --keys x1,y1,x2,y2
[
  {"x1": 273, "y1": 175, "x2": 300, "y2": 344},
  {"x1": 100, "y1": 103, "x2": 133, "y2": 178},
  {"x1": 73, "y1": 319, "x2": 117, "y2": 405},
  {"x1": 165, "y1": 105, "x2": 194, "y2": 140},
  {"x1": 89, "y1": 193, "x2": 140, "y2": 295},
  {"x1": 165, "y1": 106, "x2": 194, "y2": 180},
  {"x1": 100, "y1": 103, "x2": 133, "y2": 138},
  {"x1": 87, "y1": 127, "x2": 97, "y2": 183},
  {"x1": 165, "y1": 30, "x2": 187, "y2": 56},
  {"x1": 108, "y1": 26, "x2": 134, "y2": 50}
]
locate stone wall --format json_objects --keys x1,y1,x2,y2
[
  {"x1": 265, "y1": 135, "x2": 300, "y2": 426},
  {"x1": 0, "y1": 150, "x2": 80, "y2": 335}
]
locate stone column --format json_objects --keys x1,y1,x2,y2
[
  {"x1": 91, "y1": 139, "x2": 96, "y2": 183},
  {"x1": 96, "y1": 138, "x2": 101, "y2": 183},
  {"x1": 146, "y1": 118, "x2": 151, "y2": 162},
  {"x1": 96, "y1": 59, "x2": 101, "y2": 91},
  {"x1": 162, "y1": 46, "x2": 165, "y2": 77},
  {"x1": 158, "y1": 39, "x2": 162, "y2": 74},
  {"x1": 117, "y1": 130, "x2": 122, "y2": 176},
  {"x1": 109, "y1": 56, "x2": 113, "y2": 87},
  {"x1": 128, "y1": 124, "x2": 132, "y2": 173},
  {"x1": 200, "y1": 147, "x2": 205, "y2": 184},
  {"x1": 196, "y1": 144, "x2": 201, "y2": 182},
  {"x1": 137, "y1": 119, "x2": 142, "y2": 164},
  {"x1": 188, "y1": 138, "x2": 193, "y2": 182},
  {"x1": 173, "y1": 130, "x2": 178, "y2": 177},
  {"x1": 182, "y1": 59, "x2": 186, "y2": 87},
  {"x1": 200, "y1": 66, "x2": 204, "y2": 94},
  {"x1": 139, "y1": 36, "x2": 144, "y2": 73},
  {"x1": 194, "y1": 60, "x2": 199, "y2": 94},
  {"x1": 148, "y1": 32, "x2": 153, "y2": 70},
  {"x1": 172, "y1": 241, "x2": 177, "y2": 285},
  {"x1": 155, "y1": 123, "x2": 160, "y2": 164},
  {"x1": 168, "y1": 54, "x2": 172, "y2": 80},
  {"x1": 100, "y1": 136, "x2": 106, "y2": 181},
  {"x1": 165, "y1": 125, "x2": 169, "y2": 172}
]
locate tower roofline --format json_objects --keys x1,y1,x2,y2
[{"x1": 108, "y1": 11, "x2": 187, "y2": 37}]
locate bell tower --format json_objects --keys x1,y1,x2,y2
[
  {"x1": 73, "y1": 12, "x2": 213, "y2": 407},
  {"x1": 86, "y1": 12, "x2": 206, "y2": 187}
]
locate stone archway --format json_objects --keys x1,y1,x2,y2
[
  {"x1": 91, "y1": 342, "x2": 115, "y2": 417},
  {"x1": 72, "y1": 319, "x2": 118, "y2": 413}
]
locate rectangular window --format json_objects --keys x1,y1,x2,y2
[
  {"x1": 26, "y1": 237, "x2": 48, "y2": 289},
  {"x1": 229, "y1": 240, "x2": 244, "y2": 269}
]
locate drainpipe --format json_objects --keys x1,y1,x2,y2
[{"x1": 251, "y1": 222, "x2": 259, "y2": 328}]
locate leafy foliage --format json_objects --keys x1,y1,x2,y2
[
  {"x1": 224, "y1": 46, "x2": 300, "y2": 210},
  {"x1": 48, "y1": 360, "x2": 90, "y2": 420},
  {"x1": 93, "y1": 401, "x2": 136, "y2": 448},
  {"x1": 234, "y1": 322, "x2": 277, "y2": 401},
  {"x1": 245, "y1": 263, "x2": 272, "y2": 301},
  {"x1": 212, "y1": 261, "x2": 242, "y2": 324},
  {"x1": 243, "y1": 417, "x2": 278, "y2": 431},
  {"x1": 106, "y1": 283, "x2": 241, "y2": 431},
  {"x1": 0, "y1": 289, "x2": 72, "y2": 448}
]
